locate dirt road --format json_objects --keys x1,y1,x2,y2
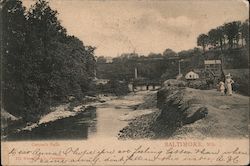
[
  {"x1": 172, "y1": 88, "x2": 249, "y2": 139},
  {"x1": 119, "y1": 88, "x2": 249, "y2": 139}
]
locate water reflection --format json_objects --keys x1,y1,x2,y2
[
  {"x1": 6, "y1": 99, "x2": 132, "y2": 141},
  {"x1": 7, "y1": 108, "x2": 97, "y2": 141}
]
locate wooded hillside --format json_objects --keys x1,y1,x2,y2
[{"x1": 1, "y1": 0, "x2": 96, "y2": 122}]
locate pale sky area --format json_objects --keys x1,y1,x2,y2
[{"x1": 23, "y1": 0, "x2": 248, "y2": 57}]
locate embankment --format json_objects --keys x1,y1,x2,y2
[
  {"x1": 118, "y1": 86, "x2": 208, "y2": 139},
  {"x1": 153, "y1": 86, "x2": 208, "y2": 138},
  {"x1": 1, "y1": 95, "x2": 101, "y2": 140},
  {"x1": 119, "y1": 83, "x2": 248, "y2": 139}
]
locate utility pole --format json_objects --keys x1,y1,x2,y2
[
  {"x1": 133, "y1": 48, "x2": 138, "y2": 79},
  {"x1": 135, "y1": 67, "x2": 138, "y2": 79},
  {"x1": 178, "y1": 60, "x2": 181, "y2": 75},
  {"x1": 178, "y1": 59, "x2": 184, "y2": 77},
  {"x1": 94, "y1": 69, "x2": 97, "y2": 79}
]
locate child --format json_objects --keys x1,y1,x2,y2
[{"x1": 218, "y1": 81, "x2": 225, "y2": 96}]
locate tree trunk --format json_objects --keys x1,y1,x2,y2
[{"x1": 202, "y1": 45, "x2": 205, "y2": 53}]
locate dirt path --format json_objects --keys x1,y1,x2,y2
[
  {"x1": 172, "y1": 88, "x2": 249, "y2": 139},
  {"x1": 119, "y1": 88, "x2": 249, "y2": 140}
]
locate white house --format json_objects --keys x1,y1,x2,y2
[
  {"x1": 185, "y1": 71, "x2": 199, "y2": 80},
  {"x1": 94, "y1": 79, "x2": 109, "y2": 85}
]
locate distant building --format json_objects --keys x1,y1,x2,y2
[
  {"x1": 106, "y1": 57, "x2": 113, "y2": 63},
  {"x1": 94, "y1": 79, "x2": 109, "y2": 85},
  {"x1": 203, "y1": 59, "x2": 223, "y2": 87},
  {"x1": 185, "y1": 71, "x2": 199, "y2": 80},
  {"x1": 204, "y1": 60, "x2": 222, "y2": 74}
]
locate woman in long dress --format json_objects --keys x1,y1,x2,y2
[{"x1": 225, "y1": 74, "x2": 234, "y2": 96}]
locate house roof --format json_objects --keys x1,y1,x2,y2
[
  {"x1": 94, "y1": 79, "x2": 109, "y2": 84},
  {"x1": 204, "y1": 60, "x2": 221, "y2": 65},
  {"x1": 186, "y1": 71, "x2": 199, "y2": 75},
  {"x1": 185, "y1": 71, "x2": 199, "y2": 79}
]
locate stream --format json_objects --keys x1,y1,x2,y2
[{"x1": 6, "y1": 92, "x2": 149, "y2": 141}]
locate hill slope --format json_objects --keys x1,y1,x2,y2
[{"x1": 119, "y1": 87, "x2": 249, "y2": 139}]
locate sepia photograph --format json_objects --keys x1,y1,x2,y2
[{"x1": 0, "y1": 0, "x2": 249, "y2": 165}]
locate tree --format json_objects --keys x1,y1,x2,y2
[
  {"x1": 2, "y1": 0, "x2": 96, "y2": 122},
  {"x1": 208, "y1": 27, "x2": 225, "y2": 51},
  {"x1": 240, "y1": 19, "x2": 249, "y2": 47},
  {"x1": 197, "y1": 34, "x2": 209, "y2": 52},
  {"x1": 163, "y1": 48, "x2": 177, "y2": 57},
  {"x1": 2, "y1": 0, "x2": 27, "y2": 117},
  {"x1": 83, "y1": 45, "x2": 96, "y2": 78},
  {"x1": 216, "y1": 26, "x2": 225, "y2": 51},
  {"x1": 22, "y1": 0, "x2": 69, "y2": 118},
  {"x1": 148, "y1": 52, "x2": 162, "y2": 58},
  {"x1": 224, "y1": 21, "x2": 241, "y2": 48},
  {"x1": 96, "y1": 56, "x2": 107, "y2": 63},
  {"x1": 208, "y1": 29, "x2": 219, "y2": 48}
]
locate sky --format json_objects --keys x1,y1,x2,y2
[{"x1": 23, "y1": 0, "x2": 249, "y2": 57}]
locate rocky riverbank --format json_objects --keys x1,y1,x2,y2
[
  {"x1": 118, "y1": 82, "x2": 248, "y2": 139},
  {"x1": 118, "y1": 85, "x2": 208, "y2": 139},
  {"x1": 118, "y1": 91, "x2": 161, "y2": 139},
  {"x1": 1, "y1": 95, "x2": 106, "y2": 140}
]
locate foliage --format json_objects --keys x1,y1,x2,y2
[
  {"x1": 148, "y1": 52, "x2": 162, "y2": 58},
  {"x1": 197, "y1": 20, "x2": 249, "y2": 51},
  {"x1": 197, "y1": 34, "x2": 209, "y2": 52},
  {"x1": 106, "y1": 80, "x2": 129, "y2": 96},
  {"x1": 240, "y1": 19, "x2": 249, "y2": 46},
  {"x1": 2, "y1": 0, "x2": 96, "y2": 122},
  {"x1": 224, "y1": 21, "x2": 241, "y2": 48},
  {"x1": 96, "y1": 56, "x2": 107, "y2": 63},
  {"x1": 163, "y1": 48, "x2": 177, "y2": 57}
]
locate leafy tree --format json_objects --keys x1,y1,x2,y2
[
  {"x1": 148, "y1": 52, "x2": 162, "y2": 58},
  {"x1": 208, "y1": 29, "x2": 219, "y2": 47},
  {"x1": 197, "y1": 20, "x2": 248, "y2": 50},
  {"x1": 216, "y1": 26, "x2": 225, "y2": 51},
  {"x1": 224, "y1": 21, "x2": 241, "y2": 48},
  {"x1": 2, "y1": 0, "x2": 96, "y2": 122},
  {"x1": 163, "y1": 48, "x2": 177, "y2": 57},
  {"x1": 20, "y1": 0, "x2": 69, "y2": 119},
  {"x1": 96, "y1": 56, "x2": 107, "y2": 63},
  {"x1": 197, "y1": 34, "x2": 209, "y2": 53},
  {"x1": 85, "y1": 45, "x2": 96, "y2": 78},
  {"x1": 208, "y1": 27, "x2": 225, "y2": 51},
  {"x1": 240, "y1": 19, "x2": 249, "y2": 47},
  {"x1": 2, "y1": 0, "x2": 27, "y2": 117}
]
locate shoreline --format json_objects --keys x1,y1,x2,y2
[
  {"x1": 118, "y1": 90, "x2": 160, "y2": 139},
  {"x1": 1, "y1": 94, "x2": 113, "y2": 140}
]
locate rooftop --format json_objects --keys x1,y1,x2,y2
[{"x1": 204, "y1": 60, "x2": 221, "y2": 65}]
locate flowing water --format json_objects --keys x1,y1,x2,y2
[{"x1": 6, "y1": 92, "x2": 148, "y2": 141}]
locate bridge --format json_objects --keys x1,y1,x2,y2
[
  {"x1": 128, "y1": 80, "x2": 161, "y2": 91},
  {"x1": 96, "y1": 57, "x2": 180, "y2": 91}
]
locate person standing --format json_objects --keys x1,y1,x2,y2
[
  {"x1": 218, "y1": 81, "x2": 225, "y2": 95},
  {"x1": 225, "y1": 73, "x2": 234, "y2": 96}
]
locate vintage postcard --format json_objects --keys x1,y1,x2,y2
[{"x1": 1, "y1": 0, "x2": 249, "y2": 165}]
